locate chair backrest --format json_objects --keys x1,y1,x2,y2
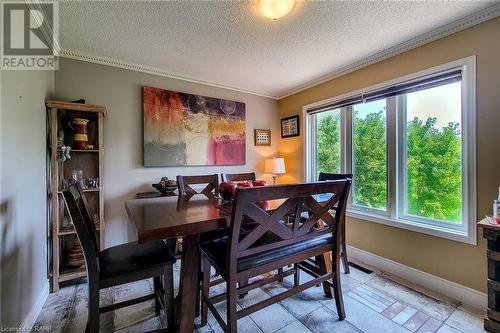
[
  {"x1": 318, "y1": 172, "x2": 353, "y2": 181},
  {"x1": 221, "y1": 172, "x2": 256, "y2": 183},
  {"x1": 227, "y1": 180, "x2": 351, "y2": 264},
  {"x1": 176, "y1": 174, "x2": 219, "y2": 197},
  {"x1": 62, "y1": 183, "x2": 100, "y2": 277}
]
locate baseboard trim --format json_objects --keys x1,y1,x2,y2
[
  {"x1": 20, "y1": 281, "x2": 49, "y2": 330},
  {"x1": 346, "y1": 245, "x2": 487, "y2": 310}
]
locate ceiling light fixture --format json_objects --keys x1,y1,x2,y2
[{"x1": 258, "y1": 0, "x2": 295, "y2": 20}]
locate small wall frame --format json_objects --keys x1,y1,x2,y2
[
  {"x1": 281, "y1": 115, "x2": 300, "y2": 138},
  {"x1": 254, "y1": 129, "x2": 272, "y2": 146}
]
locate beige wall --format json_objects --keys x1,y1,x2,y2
[
  {"x1": 55, "y1": 58, "x2": 279, "y2": 247},
  {"x1": 1, "y1": 70, "x2": 54, "y2": 326},
  {"x1": 278, "y1": 17, "x2": 500, "y2": 292}
]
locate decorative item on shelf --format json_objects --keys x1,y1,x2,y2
[
  {"x1": 254, "y1": 129, "x2": 272, "y2": 146},
  {"x1": 264, "y1": 157, "x2": 286, "y2": 185},
  {"x1": 68, "y1": 118, "x2": 90, "y2": 150},
  {"x1": 72, "y1": 170, "x2": 85, "y2": 189},
  {"x1": 86, "y1": 177, "x2": 100, "y2": 189},
  {"x1": 61, "y1": 179, "x2": 70, "y2": 191},
  {"x1": 92, "y1": 213, "x2": 100, "y2": 226},
  {"x1": 493, "y1": 186, "x2": 500, "y2": 223},
  {"x1": 57, "y1": 129, "x2": 72, "y2": 162},
  {"x1": 61, "y1": 214, "x2": 72, "y2": 231},
  {"x1": 65, "y1": 239, "x2": 85, "y2": 268},
  {"x1": 152, "y1": 177, "x2": 177, "y2": 195},
  {"x1": 281, "y1": 115, "x2": 300, "y2": 138}
]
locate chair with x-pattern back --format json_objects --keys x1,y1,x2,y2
[
  {"x1": 200, "y1": 180, "x2": 352, "y2": 332},
  {"x1": 176, "y1": 174, "x2": 219, "y2": 198}
]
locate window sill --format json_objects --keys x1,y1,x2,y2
[{"x1": 346, "y1": 209, "x2": 477, "y2": 245}]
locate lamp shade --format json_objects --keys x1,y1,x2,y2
[{"x1": 264, "y1": 158, "x2": 286, "y2": 174}]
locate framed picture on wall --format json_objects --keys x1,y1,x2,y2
[
  {"x1": 254, "y1": 129, "x2": 271, "y2": 146},
  {"x1": 281, "y1": 115, "x2": 299, "y2": 138}
]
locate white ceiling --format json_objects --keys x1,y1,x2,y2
[{"x1": 59, "y1": 1, "x2": 497, "y2": 99}]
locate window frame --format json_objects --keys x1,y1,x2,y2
[{"x1": 303, "y1": 56, "x2": 476, "y2": 245}]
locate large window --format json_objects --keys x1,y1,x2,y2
[
  {"x1": 304, "y1": 57, "x2": 476, "y2": 244},
  {"x1": 315, "y1": 109, "x2": 341, "y2": 176},
  {"x1": 352, "y1": 100, "x2": 387, "y2": 211},
  {"x1": 404, "y1": 82, "x2": 463, "y2": 224}
]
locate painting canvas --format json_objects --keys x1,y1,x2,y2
[{"x1": 143, "y1": 86, "x2": 246, "y2": 166}]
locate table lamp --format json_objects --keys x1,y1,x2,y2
[{"x1": 264, "y1": 157, "x2": 286, "y2": 185}]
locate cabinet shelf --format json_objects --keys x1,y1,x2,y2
[
  {"x1": 58, "y1": 266, "x2": 86, "y2": 282},
  {"x1": 57, "y1": 149, "x2": 100, "y2": 153},
  {"x1": 58, "y1": 225, "x2": 100, "y2": 236},
  {"x1": 57, "y1": 188, "x2": 100, "y2": 194}
]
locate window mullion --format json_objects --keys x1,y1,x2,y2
[
  {"x1": 344, "y1": 106, "x2": 353, "y2": 205},
  {"x1": 396, "y1": 94, "x2": 407, "y2": 220},
  {"x1": 386, "y1": 97, "x2": 397, "y2": 219}
]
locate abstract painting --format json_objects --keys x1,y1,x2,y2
[{"x1": 143, "y1": 86, "x2": 246, "y2": 166}]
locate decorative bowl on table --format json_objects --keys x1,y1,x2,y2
[{"x1": 152, "y1": 177, "x2": 177, "y2": 195}]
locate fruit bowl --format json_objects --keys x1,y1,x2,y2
[
  {"x1": 152, "y1": 177, "x2": 178, "y2": 194},
  {"x1": 152, "y1": 183, "x2": 177, "y2": 194}
]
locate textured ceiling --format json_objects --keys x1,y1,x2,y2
[{"x1": 59, "y1": 1, "x2": 495, "y2": 98}]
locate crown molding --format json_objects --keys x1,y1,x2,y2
[
  {"x1": 59, "y1": 49, "x2": 279, "y2": 99},
  {"x1": 58, "y1": 4, "x2": 499, "y2": 101},
  {"x1": 277, "y1": 3, "x2": 500, "y2": 99}
]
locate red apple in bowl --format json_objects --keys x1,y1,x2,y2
[
  {"x1": 252, "y1": 180, "x2": 268, "y2": 187},
  {"x1": 237, "y1": 181, "x2": 253, "y2": 188},
  {"x1": 219, "y1": 182, "x2": 238, "y2": 201}
]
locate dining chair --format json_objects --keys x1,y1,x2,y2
[
  {"x1": 200, "y1": 180, "x2": 352, "y2": 333},
  {"x1": 318, "y1": 172, "x2": 352, "y2": 273},
  {"x1": 221, "y1": 172, "x2": 256, "y2": 182},
  {"x1": 177, "y1": 174, "x2": 219, "y2": 197},
  {"x1": 63, "y1": 183, "x2": 176, "y2": 333}
]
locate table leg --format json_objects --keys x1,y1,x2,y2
[{"x1": 176, "y1": 234, "x2": 200, "y2": 333}]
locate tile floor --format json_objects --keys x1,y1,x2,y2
[{"x1": 34, "y1": 261, "x2": 486, "y2": 333}]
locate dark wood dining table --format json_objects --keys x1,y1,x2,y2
[
  {"x1": 125, "y1": 192, "x2": 334, "y2": 333},
  {"x1": 125, "y1": 194, "x2": 235, "y2": 332}
]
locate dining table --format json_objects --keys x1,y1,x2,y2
[{"x1": 125, "y1": 192, "x2": 334, "y2": 333}]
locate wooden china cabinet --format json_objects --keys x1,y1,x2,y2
[{"x1": 46, "y1": 100, "x2": 106, "y2": 292}]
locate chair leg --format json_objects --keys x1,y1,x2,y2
[
  {"x1": 278, "y1": 267, "x2": 284, "y2": 282},
  {"x1": 316, "y1": 253, "x2": 333, "y2": 298},
  {"x1": 293, "y1": 264, "x2": 300, "y2": 287},
  {"x1": 163, "y1": 265, "x2": 175, "y2": 331},
  {"x1": 86, "y1": 279, "x2": 99, "y2": 333},
  {"x1": 154, "y1": 276, "x2": 161, "y2": 316},
  {"x1": 226, "y1": 280, "x2": 238, "y2": 333},
  {"x1": 201, "y1": 256, "x2": 211, "y2": 326},
  {"x1": 332, "y1": 260, "x2": 346, "y2": 320},
  {"x1": 238, "y1": 280, "x2": 248, "y2": 299}
]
